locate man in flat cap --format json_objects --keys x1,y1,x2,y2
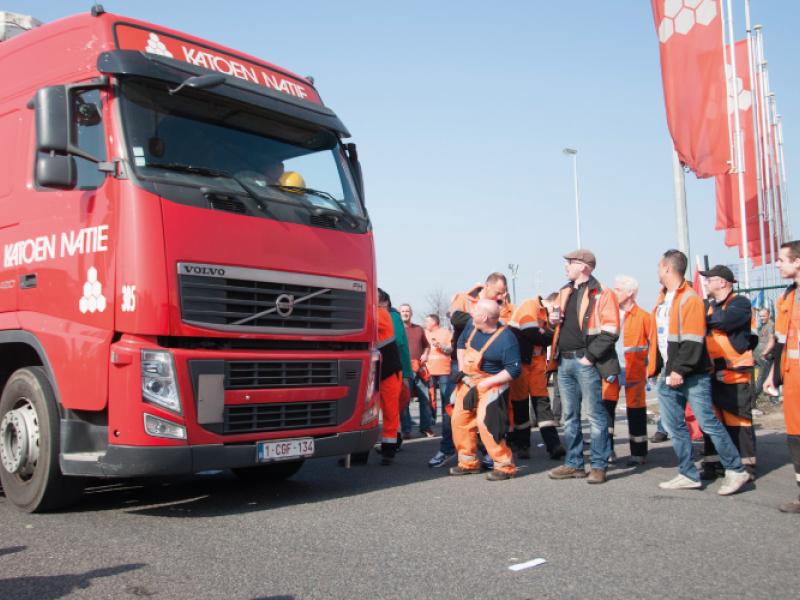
[
  {"x1": 698, "y1": 264, "x2": 758, "y2": 480},
  {"x1": 547, "y1": 249, "x2": 620, "y2": 484}
]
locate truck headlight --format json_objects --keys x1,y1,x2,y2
[
  {"x1": 144, "y1": 413, "x2": 186, "y2": 440},
  {"x1": 141, "y1": 350, "x2": 182, "y2": 414},
  {"x1": 365, "y1": 349, "x2": 380, "y2": 402}
]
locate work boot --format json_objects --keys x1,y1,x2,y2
[
  {"x1": 515, "y1": 446, "x2": 531, "y2": 460},
  {"x1": 626, "y1": 456, "x2": 646, "y2": 467},
  {"x1": 449, "y1": 465, "x2": 480, "y2": 476},
  {"x1": 650, "y1": 431, "x2": 669, "y2": 443},
  {"x1": 396, "y1": 433, "x2": 404, "y2": 451},
  {"x1": 700, "y1": 463, "x2": 724, "y2": 481},
  {"x1": 486, "y1": 469, "x2": 515, "y2": 481},
  {"x1": 380, "y1": 442, "x2": 397, "y2": 466},
  {"x1": 587, "y1": 468, "x2": 607, "y2": 484},
  {"x1": 548, "y1": 465, "x2": 587, "y2": 479},
  {"x1": 548, "y1": 445, "x2": 566, "y2": 460},
  {"x1": 778, "y1": 496, "x2": 800, "y2": 513}
]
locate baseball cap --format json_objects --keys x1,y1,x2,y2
[
  {"x1": 563, "y1": 249, "x2": 596, "y2": 269},
  {"x1": 699, "y1": 264, "x2": 736, "y2": 283}
]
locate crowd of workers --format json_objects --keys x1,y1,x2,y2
[{"x1": 370, "y1": 243, "x2": 800, "y2": 514}]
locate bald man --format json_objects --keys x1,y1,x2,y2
[{"x1": 450, "y1": 299, "x2": 521, "y2": 481}]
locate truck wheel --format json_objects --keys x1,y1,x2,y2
[
  {"x1": 232, "y1": 460, "x2": 304, "y2": 482},
  {"x1": 0, "y1": 367, "x2": 84, "y2": 512}
]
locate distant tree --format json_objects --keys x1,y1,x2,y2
[{"x1": 425, "y1": 288, "x2": 451, "y2": 328}]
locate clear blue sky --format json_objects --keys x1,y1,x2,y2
[{"x1": 8, "y1": 1, "x2": 799, "y2": 316}]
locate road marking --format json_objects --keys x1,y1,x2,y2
[{"x1": 508, "y1": 558, "x2": 546, "y2": 572}]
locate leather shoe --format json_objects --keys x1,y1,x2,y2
[
  {"x1": 587, "y1": 468, "x2": 607, "y2": 484},
  {"x1": 548, "y1": 465, "x2": 587, "y2": 479},
  {"x1": 449, "y1": 465, "x2": 480, "y2": 476},
  {"x1": 778, "y1": 498, "x2": 800, "y2": 513},
  {"x1": 486, "y1": 469, "x2": 515, "y2": 481}
]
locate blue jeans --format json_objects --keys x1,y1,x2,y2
[
  {"x1": 401, "y1": 376, "x2": 434, "y2": 433},
  {"x1": 558, "y1": 356, "x2": 610, "y2": 469},
  {"x1": 657, "y1": 372, "x2": 745, "y2": 481},
  {"x1": 437, "y1": 369, "x2": 456, "y2": 455}
]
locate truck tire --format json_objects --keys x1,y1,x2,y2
[
  {"x1": 232, "y1": 460, "x2": 304, "y2": 482},
  {"x1": 0, "y1": 367, "x2": 84, "y2": 512}
]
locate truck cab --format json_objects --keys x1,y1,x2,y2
[{"x1": 0, "y1": 7, "x2": 380, "y2": 512}]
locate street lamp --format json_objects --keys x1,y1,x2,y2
[
  {"x1": 563, "y1": 147, "x2": 581, "y2": 248},
  {"x1": 507, "y1": 263, "x2": 519, "y2": 304}
]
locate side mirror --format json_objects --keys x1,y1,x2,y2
[
  {"x1": 36, "y1": 153, "x2": 77, "y2": 189},
  {"x1": 345, "y1": 143, "x2": 365, "y2": 204},
  {"x1": 35, "y1": 86, "x2": 71, "y2": 154}
]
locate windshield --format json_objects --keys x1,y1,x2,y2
[{"x1": 117, "y1": 77, "x2": 366, "y2": 226}]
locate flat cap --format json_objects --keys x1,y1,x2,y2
[{"x1": 563, "y1": 249, "x2": 596, "y2": 269}]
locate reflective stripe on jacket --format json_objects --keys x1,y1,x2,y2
[
  {"x1": 648, "y1": 280, "x2": 709, "y2": 378},
  {"x1": 773, "y1": 283, "x2": 798, "y2": 385},
  {"x1": 621, "y1": 303, "x2": 657, "y2": 383}
]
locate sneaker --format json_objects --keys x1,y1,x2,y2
[
  {"x1": 548, "y1": 465, "x2": 587, "y2": 480},
  {"x1": 480, "y1": 455, "x2": 494, "y2": 471},
  {"x1": 718, "y1": 470, "x2": 750, "y2": 496},
  {"x1": 428, "y1": 451, "x2": 455, "y2": 468},
  {"x1": 587, "y1": 468, "x2": 607, "y2": 484},
  {"x1": 659, "y1": 474, "x2": 702, "y2": 490},
  {"x1": 548, "y1": 445, "x2": 566, "y2": 460},
  {"x1": 778, "y1": 498, "x2": 800, "y2": 513},
  {"x1": 700, "y1": 464, "x2": 724, "y2": 481},
  {"x1": 650, "y1": 431, "x2": 669, "y2": 443},
  {"x1": 486, "y1": 469, "x2": 515, "y2": 481},
  {"x1": 449, "y1": 465, "x2": 480, "y2": 476}
]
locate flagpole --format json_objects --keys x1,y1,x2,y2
[
  {"x1": 755, "y1": 26, "x2": 779, "y2": 276},
  {"x1": 725, "y1": 0, "x2": 750, "y2": 289},
  {"x1": 767, "y1": 93, "x2": 785, "y2": 242},
  {"x1": 776, "y1": 113, "x2": 791, "y2": 239},
  {"x1": 673, "y1": 148, "x2": 691, "y2": 274},
  {"x1": 745, "y1": 0, "x2": 769, "y2": 283}
]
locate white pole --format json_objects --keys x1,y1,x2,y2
[
  {"x1": 755, "y1": 26, "x2": 780, "y2": 275},
  {"x1": 745, "y1": 1, "x2": 768, "y2": 276},
  {"x1": 673, "y1": 149, "x2": 691, "y2": 272},
  {"x1": 563, "y1": 148, "x2": 581, "y2": 247},
  {"x1": 776, "y1": 114, "x2": 791, "y2": 239},
  {"x1": 725, "y1": 0, "x2": 750, "y2": 289}
]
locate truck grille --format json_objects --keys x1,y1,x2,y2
[
  {"x1": 178, "y1": 263, "x2": 366, "y2": 335},
  {"x1": 226, "y1": 361, "x2": 338, "y2": 389},
  {"x1": 224, "y1": 401, "x2": 337, "y2": 434}
]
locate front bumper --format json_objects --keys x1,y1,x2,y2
[{"x1": 60, "y1": 427, "x2": 379, "y2": 477}]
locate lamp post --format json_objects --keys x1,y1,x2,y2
[
  {"x1": 508, "y1": 263, "x2": 519, "y2": 304},
  {"x1": 563, "y1": 148, "x2": 581, "y2": 247}
]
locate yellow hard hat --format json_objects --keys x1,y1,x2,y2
[{"x1": 278, "y1": 170, "x2": 305, "y2": 190}]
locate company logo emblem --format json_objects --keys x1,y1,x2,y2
[
  {"x1": 274, "y1": 294, "x2": 295, "y2": 317},
  {"x1": 79, "y1": 267, "x2": 107, "y2": 314},
  {"x1": 182, "y1": 265, "x2": 226, "y2": 277},
  {"x1": 658, "y1": 0, "x2": 718, "y2": 44},
  {"x1": 121, "y1": 285, "x2": 137, "y2": 313},
  {"x1": 144, "y1": 33, "x2": 173, "y2": 58}
]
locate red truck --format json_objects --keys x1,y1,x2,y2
[{"x1": 0, "y1": 6, "x2": 380, "y2": 512}]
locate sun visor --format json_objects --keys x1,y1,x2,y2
[{"x1": 97, "y1": 50, "x2": 350, "y2": 137}]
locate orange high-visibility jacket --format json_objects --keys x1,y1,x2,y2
[
  {"x1": 772, "y1": 283, "x2": 798, "y2": 385},
  {"x1": 425, "y1": 327, "x2": 453, "y2": 376},
  {"x1": 549, "y1": 276, "x2": 620, "y2": 379},
  {"x1": 620, "y1": 303, "x2": 657, "y2": 384},
  {"x1": 705, "y1": 292, "x2": 755, "y2": 385},
  {"x1": 648, "y1": 280, "x2": 709, "y2": 378},
  {"x1": 377, "y1": 306, "x2": 403, "y2": 380},
  {"x1": 449, "y1": 285, "x2": 514, "y2": 351},
  {"x1": 509, "y1": 297, "x2": 552, "y2": 392}
]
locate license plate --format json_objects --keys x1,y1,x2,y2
[{"x1": 257, "y1": 438, "x2": 315, "y2": 462}]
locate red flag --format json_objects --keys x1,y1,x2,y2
[
  {"x1": 714, "y1": 40, "x2": 769, "y2": 265},
  {"x1": 652, "y1": 0, "x2": 730, "y2": 178}
]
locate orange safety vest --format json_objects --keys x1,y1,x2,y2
[
  {"x1": 425, "y1": 327, "x2": 453, "y2": 376},
  {"x1": 449, "y1": 285, "x2": 515, "y2": 324},
  {"x1": 548, "y1": 278, "x2": 619, "y2": 371},
  {"x1": 776, "y1": 284, "x2": 800, "y2": 377},
  {"x1": 705, "y1": 293, "x2": 755, "y2": 384},
  {"x1": 509, "y1": 297, "x2": 551, "y2": 396},
  {"x1": 620, "y1": 303, "x2": 657, "y2": 384},
  {"x1": 647, "y1": 280, "x2": 707, "y2": 378}
]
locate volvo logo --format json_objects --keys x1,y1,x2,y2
[
  {"x1": 182, "y1": 265, "x2": 226, "y2": 277},
  {"x1": 274, "y1": 293, "x2": 295, "y2": 318}
]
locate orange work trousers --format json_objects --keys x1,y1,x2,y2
[{"x1": 380, "y1": 372, "x2": 402, "y2": 444}]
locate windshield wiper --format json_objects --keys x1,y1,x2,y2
[{"x1": 271, "y1": 185, "x2": 362, "y2": 228}]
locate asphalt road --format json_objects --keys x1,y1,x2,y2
[{"x1": 2, "y1": 413, "x2": 799, "y2": 600}]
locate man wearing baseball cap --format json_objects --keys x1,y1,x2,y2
[
  {"x1": 547, "y1": 249, "x2": 620, "y2": 484},
  {"x1": 698, "y1": 264, "x2": 758, "y2": 480}
]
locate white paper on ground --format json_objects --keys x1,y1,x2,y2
[{"x1": 508, "y1": 558, "x2": 546, "y2": 571}]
